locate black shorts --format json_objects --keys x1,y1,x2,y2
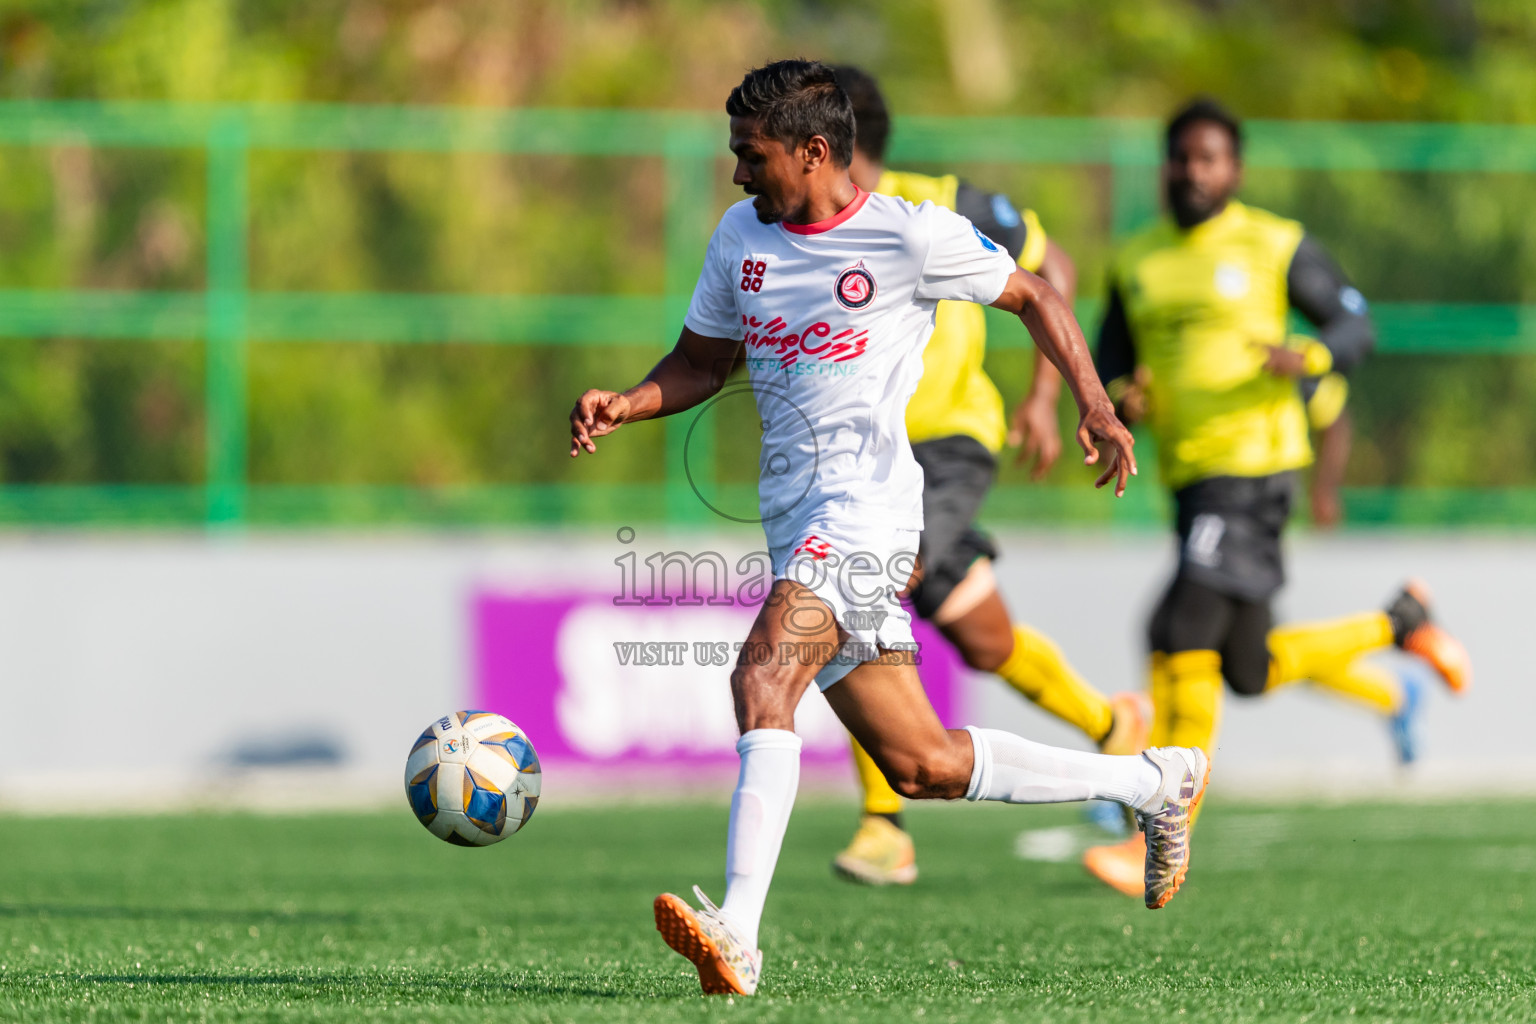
[
  {"x1": 1172, "y1": 472, "x2": 1295, "y2": 602},
  {"x1": 908, "y1": 435, "x2": 999, "y2": 620}
]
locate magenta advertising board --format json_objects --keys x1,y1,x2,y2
[{"x1": 472, "y1": 590, "x2": 967, "y2": 768}]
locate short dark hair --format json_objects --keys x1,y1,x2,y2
[
  {"x1": 832, "y1": 65, "x2": 890, "y2": 162},
  {"x1": 726, "y1": 59, "x2": 855, "y2": 169},
  {"x1": 1166, "y1": 97, "x2": 1243, "y2": 158}
]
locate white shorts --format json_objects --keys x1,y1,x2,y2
[{"x1": 769, "y1": 520, "x2": 920, "y2": 690}]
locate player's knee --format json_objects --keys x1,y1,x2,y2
[
  {"x1": 885, "y1": 746, "x2": 970, "y2": 801},
  {"x1": 1223, "y1": 656, "x2": 1269, "y2": 696},
  {"x1": 958, "y1": 639, "x2": 1009, "y2": 674},
  {"x1": 729, "y1": 661, "x2": 802, "y2": 732}
]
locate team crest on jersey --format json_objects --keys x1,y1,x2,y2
[
  {"x1": 834, "y1": 261, "x2": 877, "y2": 310},
  {"x1": 1214, "y1": 262, "x2": 1250, "y2": 299}
]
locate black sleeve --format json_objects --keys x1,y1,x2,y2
[
  {"x1": 1298, "y1": 375, "x2": 1319, "y2": 405},
  {"x1": 954, "y1": 181, "x2": 1029, "y2": 262},
  {"x1": 1095, "y1": 283, "x2": 1136, "y2": 389},
  {"x1": 1286, "y1": 234, "x2": 1374, "y2": 375}
]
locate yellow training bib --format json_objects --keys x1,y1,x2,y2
[
  {"x1": 1110, "y1": 201, "x2": 1312, "y2": 490},
  {"x1": 877, "y1": 169, "x2": 1046, "y2": 453}
]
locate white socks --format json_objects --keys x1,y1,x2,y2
[
  {"x1": 720, "y1": 729, "x2": 802, "y2": 949},
  {"x1": 713, "y1": 726, "x2": 1155, "y2": 949},
  {"x1": 963, "y1": 726, "x2": 1161, "y2": 809}
]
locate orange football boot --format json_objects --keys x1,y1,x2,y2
[
  {"x1": 1394, "y1": 580, "x2": 1472, "y2": 694},
  {"x1": 1100, "y1": 691, "x2": 1153, "y2": 756},
  {"x1": 1083, "y1": 834, "x2": 1145, "y2": 898},
  {"x1": 654, "y1": 887, "x2": 761, "y2": 996}
]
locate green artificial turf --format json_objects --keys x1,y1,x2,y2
[{"x1": 0, "y1": 798, "x2": 1532, "y2": 1022}]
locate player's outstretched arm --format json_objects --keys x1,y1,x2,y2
[
  {"x1": 991, "y1": 267, "x2": 1137, "y2": 496},
  {"x1": 569, "y1": 327, "x2": 742, "y2": 457},
  {"x1": 1007, "y1": 239, "x2": 1076, "y2": 478}
]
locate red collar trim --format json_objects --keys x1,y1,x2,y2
[{"x1": 781, "y1": 186, "x2": 869, "y2": 235}]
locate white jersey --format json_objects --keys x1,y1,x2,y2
[{"x1": 684, "y1": 188, "x2": 1016, "y2": 552}]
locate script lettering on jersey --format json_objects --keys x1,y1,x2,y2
[{"x1": 741, "y1": 314, "x2": 868, "y2": 369}]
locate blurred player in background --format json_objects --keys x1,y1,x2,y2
[
  {"x1": 1080, "y1": 97, "x2": 1472, "y2": 897},
  {"x1": 1304, "y1": 372, "x2": 1353, "y2": 527},
  {"x1": 826, "y1": 66, "x2": 1149, "y2": 886},
  {"x1": 571, "y1": 60, "x2": 1209, "y2": 995}
]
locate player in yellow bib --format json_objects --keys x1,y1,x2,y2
[
  {"x1": 1081, "y1": 98, "x2": 1473, "y2": 896},
  {"x1": 1303, "y1": 371, "x2": 1353, "y2": 527},
  {"x1": 827, "y1": 67, "x2": 1150, "y2": 886}
]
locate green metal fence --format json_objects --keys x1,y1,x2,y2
[{"x1": 2, "y1": 102, "x2": 1536, "y2": 529}]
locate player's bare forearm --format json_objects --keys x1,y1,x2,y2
[
  {"x1": 1001, "y1": 246, "x2": 1073, "y2": 472},
  {"x1": 632, "y1": 328, "x2": 743, "y2": 419},
  {"x1": 1035, "y1": 238, "x2": 1078, "y2": 309},
  {"x1": 1311, "y1": 409, "x2": 1352, "y2": 528},
  {"x1": 992, "y1": 269, "x2": 1099, "y2": 409},
  {"x1": 569, "y1": 327, "x2": 740, "y2": 457},
  {"x1": 1007, "y1": 349, "x2": 1063, "y2": 476},
  {"x1": 1026, "y1": 241, "x2": 1075, "y2": 402},
  {"x1": 992, "y1": 267, "x2": 1136, "y2": 494},
  {"x1": 1026, "y1": 348, "x2": 1061, "y2": 402}
]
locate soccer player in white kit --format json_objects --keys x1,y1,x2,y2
[{"x1": 568, "y1": 60, "x2": 1210, "y2": 997}]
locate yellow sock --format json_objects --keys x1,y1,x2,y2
[
  {"x1": 1163, "y1": 649, "x2": 1223, "y2": 757},
  {"x1": 1268, "y1": 612, "x2": 1392, "y2": 687},
  {"x1": 1267, "y1": 612, "x2": 1399, "y2": 712},
  {"x1": 1163, "y1": 649, "x2": 1222, "y2": 828},
  {"x1": 1148, "y1": 652, "x2": 1173, "y2": 747},
  {"x1": 851, "y1": 736, "x2": 903, "y2": 816},
  {"x1": 996, "y1": 623, "x2": 1114, "y2": 744},
  {"x1": 1306, "y1": 658, "x2": 1402, "y2": 714}
]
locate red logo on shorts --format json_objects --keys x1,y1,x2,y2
[
  {"x1": 834, "y1": 261, "x2": 876, "y2": 310},
  {"x1": 794, "y1": 535, "x2": 834, "y2": 561}
]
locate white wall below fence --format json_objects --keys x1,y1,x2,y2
[
  {"x1": 0, "y1": 530, "x2": 1529, "y2": 810},
  {"x1": 972, "y1": 531, "x2": 1536, "y2": 798}
]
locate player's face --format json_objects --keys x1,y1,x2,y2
[
  {"x1": 729, "y1": 116, "x2": 802, "y2": 224},
  {"x1": 1164, "y1": 120, "x2": 1241, "y2": 228}
]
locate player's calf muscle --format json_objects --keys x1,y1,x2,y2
[
  {"x1": 827, "y1": 662, "x2": 974, "y2": 799},
  {"x1": 729, "y1": 578, "x2": 843, "y2": 731}
]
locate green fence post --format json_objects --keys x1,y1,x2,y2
[
  {"x1": 206, "y1": 109, "x2": 250, "y2": 527},
  {"x1": 1105, "y1": 131, "x2": 1165, "y2": 528},
  {"x1": 1109, "y1": 133, "x2": 1159, "y2": 240},
  {"x1": 663, "y1": 127, "x2": 715, "y2": 525}
]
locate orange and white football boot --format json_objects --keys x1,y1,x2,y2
[{"x1": 654, "y1": 886, "x2": 762, "y2": 996}]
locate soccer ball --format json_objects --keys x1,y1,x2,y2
[{"x1": 404, "y1": 710, "x2": 541, "y2": 846}]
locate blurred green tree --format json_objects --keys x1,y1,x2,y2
[{"x1": 0, "y1": 0, "x2": 1531, "y2": 522}]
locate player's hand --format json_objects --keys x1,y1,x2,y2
[
  {"x1": 1076, "y1": 400, "x2": 1137, "y2": 498},
  {"x1": 1007, "y1": 392, "x2": 1062, "y2": 479},
  {"x1": 1113, "y1": 366, "x2": 1152, "y2": 425},
  {"x1": 1258, "y1": 343, "x2": 1308, "y2": 378},
  {"x1": 569, "y1": 389, "x2": 632, "y2": 457}
]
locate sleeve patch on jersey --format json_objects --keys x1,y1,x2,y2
[
  {"x1": 1339, "y1": 286, "x2": 1368, "y2": 315},
  {"x1": 990, "y1": 193, "x2": 1022, "y2": 229},
  {"x1": 973, "y1": 225, "x2": 999, "y2": 252}
]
